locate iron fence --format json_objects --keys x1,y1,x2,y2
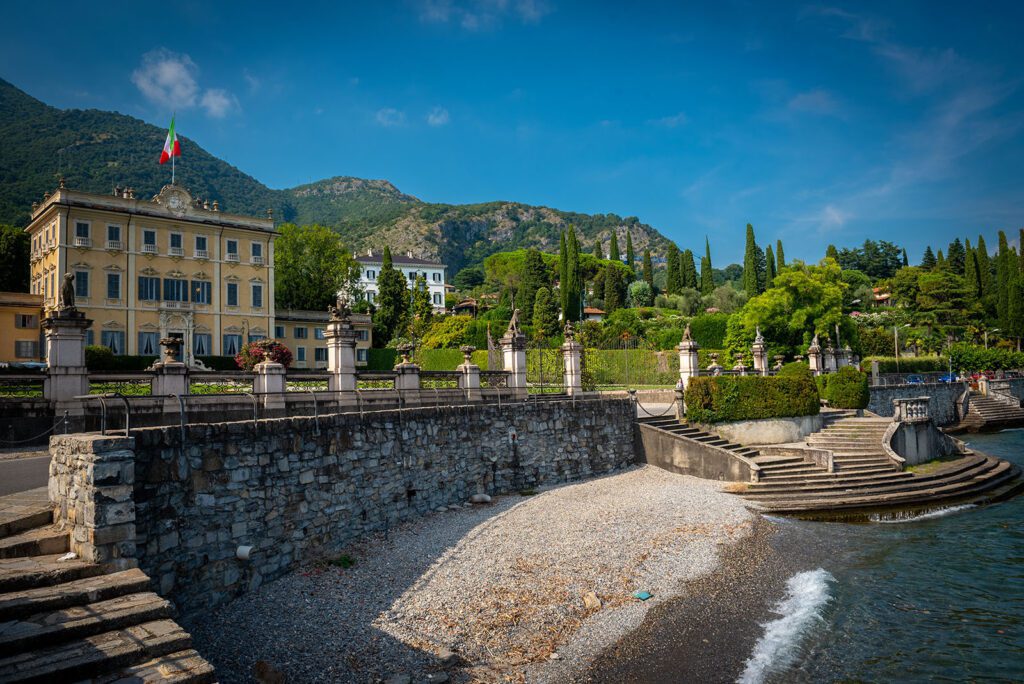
[
  {"x1": 0, "y1": 374, "x2": 45, "y2": 398},
  {"x1": 420, "y1": 370, "x2": 460, "y2": 389},
  {"x1": 356, "y1": 371, "x2": 397, "y2": 390},
  {"x1": 188, "y1": 372, "x2": 255, "y2": 395},
  {"x1": 89, "y1": 374, "x2": 153, "y2": 396}
]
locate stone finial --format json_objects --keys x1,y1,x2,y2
[
  {"x1": 808, "y1": 334, "x2": 821, "y2": 353},
  {"x1": 563, "y1": 321, "x2": 576, "y2": 342},
  {"x1": 460, "y1": 345, "x2": 476, "y2": 364},
  {"x1": 32, "y1": 202, "x2": 38, "y2": 211},
  {"x1": 267, "y1": 208, "x2": 274, "y2": 219},
  {"x1": 212, "y1": 200, "x2": 219, "y2": 211},
  {"x1": 396, "y1": 342, "x2": 414, "y2": 364},
  {"x1": 159, "y1": 337, "x2": 183, "y2": 363},
  {"x1": 682, "y1": 322, "x2": 692, "y2": 342},
  {"x1": 58, "y1": 273, "x2": 76, "y2": 312},
  {"x1": 506, "y1": 308, "x2": 522, "y2": 335},
  {"x1": 328, "y1": 293, "x2": 351, "y2": 322},
  {"x1": 58, "y1": 177, "x2": 66, "y2": 189},
  {"x1": 43, "y1": 192, "x2": 50, "y2": 201},
  {"x1": 754, "y1": 326, "x2": 765, "y2": 345}
]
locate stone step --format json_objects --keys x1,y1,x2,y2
[
  {"x1": 751, "y1": 455, "x2": 807, "y2": 466},
  {"x1": 836, "y1": 462, "x2": 899, "y2": 473},
  {"x1": 91, "y1": 649, "x2": 217, "y2": 684},
  {"x1": 0, "y1": 489, "x2": 52, "y2": 541},
  {"x1": 0, "y1": 568, "x2": 151, "y2": 622},
  {"x1": 0, "y1": 513, "x2": 52, "y2": 544},
  {"x1": 0, "y1": 554, "x2": 106, "y2": 593},
  {"x1": 0, "y1": 619, "x2": 192, "y2": 684},
  {"x1": 757, "y1": 467, "x2": 909, "y2": 485},
  {"x1": 0, "y1": 526, "x2": 68, "y2": 560},
  {"x1": 745, "y1": 459, "x2": 988, "y2": 498},
  {"x1": 0, "y1": 591, "x2": 174, "y2": 658},
  {"x1": 760, "y1": 467, "x2": 830, "y2": 479},
  {"x1": 748, "y1": 470, "x2": 914, "y2": 489},
  {"x1": 760, "y1": 460, "x2": 1019, "y2": 513}
]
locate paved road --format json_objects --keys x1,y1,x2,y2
[{"x1": 0, "y1": 456, "x2": 50, "y2": 496}]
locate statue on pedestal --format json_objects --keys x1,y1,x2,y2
[{"x1": 58, "y1": 273, "x2": 77, "y2": 313}]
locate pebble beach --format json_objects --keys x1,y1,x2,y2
[{"x1": 187, "y1": 465, "x2": 756, "y2": 683}]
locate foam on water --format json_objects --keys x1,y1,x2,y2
[
  {"x1": 871, "y1": 503, "x2": 977, "y2": 524},
  {"x1": 737, "y1": 568, "x2": 834, "y2": 684}
]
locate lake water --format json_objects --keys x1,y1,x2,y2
[{"x1": 741, "y1": 429, "x2": 1024, "y2": 683}]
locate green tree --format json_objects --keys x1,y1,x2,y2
[
  {"x1": 776, "y1": 239, "x2": 786, "y2": 271},
  {"x1": 976, "y1": 235, "x2": 993, "y2": 298},
  {"x1": 936, "y1": 249, "x2": 947, "y2": 271},
  {"x1": 921, "y1": 246, "x2": 937, "y2": 269},
  {"x1": 997, "y1": 230, "x2": 1012, "y2": 329},
  {"x1": 625, "y1": 231, "x2": 635, "y2": 273},
  {"x1": 947, "y1": 238, "x2": 966, "y2": 275},
  {"x1": 608, "y1": 230, "x2": 620, "y2": 262},
  {"x1": 565, "y1": 228, "x2": 583, "y2": 321},
  {"x1": 372, "y1": 246, "x2": 409, "y2": 347},
  {"x1": 518, "y1": 248, "x2": 549, "y2": 319},
  {"x1": 700, "y1": 237, "x2": 715, "y2": 295},
  {"x1": 680, "y1": 249, "x2": 698, "y2": 289},
  {"x1": 826, "y1": 244, "x2": 839, "y2": 261},
  {"x1": 902, "y1": 248, "x2": 909, "y2": 267},
  {"x1": 642, "y1": 248, "x2": 654, "y2": 290},
  {"x1": 627, "y1": 280, "x2": 653, "y2": 307},
  {"x1": 742, "y1": 223, "x2": 764, "y2": 297},
  {"x1": 559, "y1": 230, "x2": 568, "y2": 315},
  {"x1": 665, "y1": 243, "x2": 681, "y2": 294},
  {"x1": 0, "y1": 224, "x2": 30, "y2": 292},
  {"x1": 452, "y1": 266, "x2": 484, "y2": 290},
  {"x1": 964, "y1": 239, "x2": 979, "y2": 297},
  {"x1": 765, "y1": 244, "x2": 777, "y2": 286},
  {"x1": 411, "y1": 274, "x2": 433, "y2": 321},
  {"x1": 591, "y1": 267, "x2": 605, "y2": 301},
  {"x1": 890, "y1": 266, "x2": 923, "y2": 307},
  {"x1": 916, "y1": 270, "x2": 974, "y2": 326},
  {"x1": 274, "y1": 223, "x2": 362, "y2": 311},
  {"x1": 532, "y1": 286, "x2": 560, "y2": 338},
  {"x1": 604, "y1": 263, "x2": 625, "y2": 312},
  {"x1": 592, "y1": 240, "x2": 603, "y2": 259}
]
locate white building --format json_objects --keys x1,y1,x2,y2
[{"x1": 355, "y1": 250, "x2": 447, "y2": 312}]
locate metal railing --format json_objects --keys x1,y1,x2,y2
[
  {"x1": 480, "y1": 371, "x2": 509, "y2": 388},
  {"x1": 286, "y1": 372, "x2": 329, "y2": 392},
  {"x1": 89, "y1": 374, "x2": 153, "y2": 396},
  {"x1": 188, "y1": 372, "x2": 255, "y2": 394},
  {"x1": 0, "y1": 374, "x2": 45, "y2": 398},
  {"x1": 356, "y1": 371, "x2": 397, "y2": 390},
  {"x1": 419, "y1": 370, "x2": 460, "y2": 389}
]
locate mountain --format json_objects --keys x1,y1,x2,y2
[{"x1": 0, "y1": 78, "x2": 673, "y2": 274}]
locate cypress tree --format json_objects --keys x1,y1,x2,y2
[
  {"x1": 665, "y1": 243, "x2": 681, "y2": 295},
  {"x1": 776, "y1": 239, "x2": 785, "y2": 271},
  {"x1": 642, "y1": 249, "x2": 654, "y2": 289},
  {"x1": 604, "y1": 263, "x2": 624, "y2": 312},
  {"x1": 532, "y1": 286, "x2": 560, "y2": 339},
  {"x1": 964, "y1": 239, "x2": 979, "y2": 296},
  {"x1": 976, "y1": 235, "x2": 993, "y2": 297},
  {"x1": 372, "y1": 246, "x2": 409, "y2": 346},
  {"x1": 826, "y1": 244, "x2": 840, "y2": 261},
  {"x1": 680, "y1": 249, "x2": 698, "y2": 289},
  {"x1": 997, "y1": 230, "x2": 1011, "y2": 328},
  {"x1": 566, "y1": 228, "x2": 583, "y2": 321},
  {"x1": 947, "y1": 238, "x2": 966, "y2": 275},
  {"x1": 592, "y1": 240, "x2": 603, "y2": 260},
  {"x1": 936, "y1": 249, "x2": 947, "y2": 271},
  {"x1": 1019, "y1": 229, "x2": 1024, "y2": 276},
  {"x1": 519, "y1": 248, "x2": 548, "y2": 318},
  {"x1": 765, "y1": 244, "x2": 777, "y2": 286},
  {"x1": 558, "y1": 230, "x2": 568, "y2": 316},
  {"x1": 700, "y1": 237, "x2": 714, "y2": 295},
  {"x1": 625, "y1": 231, "x2": 635, "y2": 273},
  {"x1": 921, "y1": 246, "x2": 937, "y2": 269},
  {"x1": 592, "y1": 267, "x2": 605, "y2": 301},
  {"x1": 742, "y1": 223, "x2": 761, "y2": 297},
  {"x1": 609, "y1": 230, "x2": 620, "y2": 262},
  {"x1": 902, "y1": 248, "x2": 909, "y2": 267}
]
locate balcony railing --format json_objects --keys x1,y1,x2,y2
[
  {"x1": 142, "y1": 244, "x2": 158, "y2": 254},
  {"x1": 73, "y1": 236, "x2": 90, "y2": 247},
  {"x1": 195, "y1": 249, "x2": 209, "y2": 259},
  {"x1": 106, "y1": 240, "x2": 123, "y2": 250},
  {"x1": 251, "y1": 255, "x2": 265, "y2": 265},
  {"x1": 225, "y1": 253, "x2": 240, "y2": 262},
  {"x1": 169, "y1": 246, "x2": 185, "y2": 257},
  {"x1": 162, "y1": 301, "x2": 191, "y2": 310}
]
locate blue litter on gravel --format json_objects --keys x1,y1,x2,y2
[{"x1": 633, "y1": 591, "x2": 653, "y2": 601}]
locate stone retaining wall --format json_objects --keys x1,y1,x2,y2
[
  {"x1": 50, "y1": 398, "x2": 635, "y2": 613},
  {"x1": 869, "y1": 382, "x2": 967, "y2": 426}
]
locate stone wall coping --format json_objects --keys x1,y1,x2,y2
[{"x1": 50, "y1": 434, "x2": 135, "y2": 453}]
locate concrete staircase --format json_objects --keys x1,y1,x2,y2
[
  {"x1": 0, "y1": 491, "x2": 215, "y2": 683},
  {"x1": 960, "y1": 391, "x2": 1024, "y2": 431},
  {"x1": 637, "y1": 416, "x2": 763, "y2": 462},
  {"x1": 740, "y1": 417, "x2": 1024, "y2": 517}
]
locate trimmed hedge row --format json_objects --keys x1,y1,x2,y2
[
  {"x1": 863, "y1": 356, "x2": 946, "y2": 374},
  {"x1": 84, "y1": 347, "x2": 239, "y2": 371},
  {"x1": 685, "y1": 372, "x2": 820, "y2": 424},
  {"x1": 818, "y1": 366, "x2": 869, "y2": 409},
  {"x1": 948, "y1": 344, "x2": 1024, "y2": 372}
]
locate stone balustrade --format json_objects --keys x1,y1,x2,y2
[{"x1": 893, "y1": 396, "x2": 931, "y2": 423}]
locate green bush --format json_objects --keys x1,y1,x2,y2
[
  {"x1": 366, "y1": 348, "x2": 492, "y2": 371},
  {"x1": 778, "y1": 361, "x2": 813, "y2": 380},
  {"x1": 863, "y1": 356, "x2": 947, "y2": 373},
  {"x1": 85, "y1": 346, "x2": 157, "y2": 371},
  {"x1": 823, "y1": 366, "x2": 869, "y2": 409},
  {"x1": 689, "y1": 313, "x2": 729, "y2": 348},
  {"x1": 948, "y1": 344, "x2": 1024, "y2": 372},
  {"x1": 685, "y1": 374, "x2": 820, "y2": 423},
  {"x1": 196, "y1": 356, "x2": 239, "y2": 371}
]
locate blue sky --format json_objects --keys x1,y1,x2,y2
[{"x1": 3, "y1": 1, "x2": 1023, "y2": 264}]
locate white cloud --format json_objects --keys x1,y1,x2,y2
[
  {"x1": 417, "y1": 0, "x2": 551, "y2": 30},
  {"x1": 243, "y1": 69, "x2": 261, "y2": 93},
  {"x1": 200, "y1": 89, "x2": 237, "y2": 118},
  {"x1": 131, "y1": 49, "x2": 199, "y2": 109},
  {"x1": 375, "y1": 107, "x2": 406, "y2": 127},
  {"x1": 427, "y1": 106, "x2": 450, "y2": 126},
  {"x1": 131, "y1": 48, "x2": 238, "y2": 118},
  {"x1": 649, "y1": 112, "x2": 688, "y2": 128}
]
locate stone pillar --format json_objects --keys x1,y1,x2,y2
[
  {"x1": 978, "y1": 375, "x2": 990, "y2": 396},
  {"x1": 677, "y1": 323, "x2": 700, "y2": 390},
  {"x1": 49, "y1": 434, "x2": 136, "y2": 570},
  {"x1": 393, "y1": 343, "x2": 421, "y2": 405},
  {"x1": 871, "y1": 359, "x2": 880, "y2": 386},
  {"x1": 150, "y1": 337, "x2": 189, "y2": 400},
  {"x1": 325, "y1": 316, "x2": 358, "y2": 392},
  {"x1": 561, "y1": 337, "x2": 583, "y2": 396},
  {"x1": 253, "y1": 360, "x2": 287, "y2": 412},
  {"x1": 457, "y1": 345, "x2": 481, "y2": 401},
  {"x1": 500, "y1": 311, "x2": 528, "y2": 399},
  {"x1": 732, "y1": 353, "x2": 748, "y2": 376},
  {"x1": 42, "y1": 311, "x2": 91, "y2": 403},
  {"x1": 824, "y1": 339, "x2": 837, "y2": 373},
  {"x1": 807, "y1": 334, "x2": 823, "y2": 376},
  {"x1": 751, "y1": 327, "x2": 768, "y2": 376}
]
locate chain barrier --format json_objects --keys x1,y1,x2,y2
[{"x1": 0, "y1": 413, "x2": 69, "y2": 445}]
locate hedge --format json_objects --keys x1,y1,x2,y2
[
  {"x1": 689, "y1": 313, "x2": 729, "y2": 348},
  {"x1": 948, "y1": 344, "x2": 1024, "y2": 372},
  {"x1": 367, "y1": 348, "x2": 492, "y2": 371},
  {"x1": 685, "y1": 374, "x2": 820, "y2": 423},
  {"x1": 822, "y1": 366, "x2": 869, "y2": 409},
  {"x1": 85, "y1": 346, "x2": 157, "y2": 371},
  {"x1": 863, "y1": 356, "x2": 947, "y2": 374}
]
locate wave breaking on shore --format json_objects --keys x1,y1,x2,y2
[{"x1": 737, "y1": 568, "x2": 834, "y2": 684}]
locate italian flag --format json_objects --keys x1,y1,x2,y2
[{"x1": 159, "y1": 115, "x2": 181, "y2": 164}]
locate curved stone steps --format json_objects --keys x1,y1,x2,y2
[
  {"x1": 749, "y1": 470, "x2": 915, "y2": 489},
  {"x1": 757, "y1": 459, "x2": 1020, "y2": 514}
]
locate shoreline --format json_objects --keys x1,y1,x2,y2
[{"x1": 186, "y1": 465, "x2": 759, "y2": 683}]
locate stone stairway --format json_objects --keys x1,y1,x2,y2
[
  {"x1": 637, "y1": 416, "x2": 763, "y2": 463},
  {"x1": 740, "y1": 417, "x2": 1024, "y2": 517},
  {"x1": 960, "y1": 391, "x2": 1024, "y2": 431},
  {"x1": 0, "y1": 490, "x2": 215, "y2": 683}
]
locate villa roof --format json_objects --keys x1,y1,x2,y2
[{"x1": 356, "y1": 250, "x2": 445, "y2": 267}]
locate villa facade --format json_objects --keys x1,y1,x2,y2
[{"x1": 355, "y1": 250, "x2": 446, "y2": 312}]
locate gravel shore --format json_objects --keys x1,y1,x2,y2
[{"x1": 187, "y1": 465, "x2": 755, "y2": 683}]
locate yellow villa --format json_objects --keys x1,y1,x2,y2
[{"x1": 26, "y1": 182, "x2": 276, "y2": 364}]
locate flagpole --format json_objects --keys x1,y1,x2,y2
[{"x1": 172, "y1": 153, "x2": 175, "y2": 186}]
